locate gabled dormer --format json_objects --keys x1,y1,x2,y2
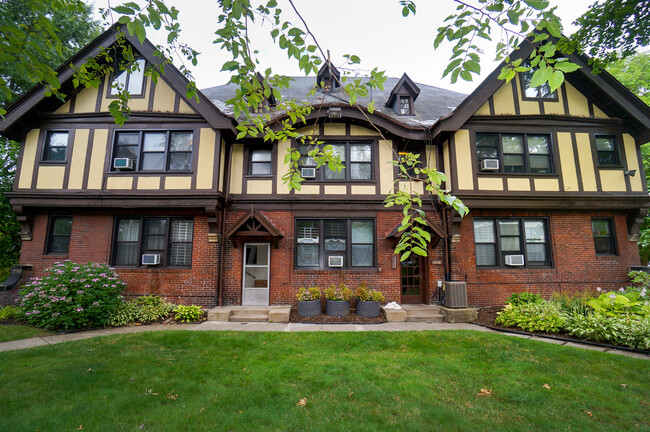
[
  {"x1": 316, "y1": 61, "x2": 340, "y2": 92},
  {"x1": 385, "y1": 73, "x2": 420, "y2": 116},
  {"x1": 250, "y1": 72, "x2": 277, "y2": 113}
]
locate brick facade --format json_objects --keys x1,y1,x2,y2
[{"x1": 14, "y1": 208, "x2": 639, "y2": 308}]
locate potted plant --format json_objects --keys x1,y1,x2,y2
[
  {"x1": 324, "y1": 283, "x2": 353, "y2": 317},
  {"x1": 355, "y1": 283, "x2": 386, "y2": 318},
  {"x1": 296, "y1": 287, "x2": 322, "y2": 317}
]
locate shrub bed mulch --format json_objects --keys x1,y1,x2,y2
[
  {"x1": 473, "y1": 306, "x2": 650, "y2": 354},
  {"x1": 289, "y1": 309, "x2": 386, "y2": 324}
]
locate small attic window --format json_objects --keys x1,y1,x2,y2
[
  {"x1": 110, "y1": 59, "x2": 146, "y2": 96},
  {"x1": 399, "y1": 96, "x2": 412, "y2": 115},
  {"x1": 520, "y1": 65, "x2": 557, "y2": 100},
  {"x1": 317, "y1": 61, "x2": 340, "y2": 92}
]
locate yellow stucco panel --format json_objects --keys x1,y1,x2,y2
[
  {"x1": 600, "y1": 170, "x2": 626, "y2": 192},
  {"x1": 443, "y1": 140, "x2": 451, "y2": 189},
  {"x1": 74, "y1": 85, "x2": 98, "y2": 113},
  {"x1": 152, "y1": 79, "x2": 176, "y2": 112},
  {"x1": 575, "y1": 133, "x2": 598, "y2": 191},
  {"x1": 557, "y1": 132, "x2": 579, "y2": 192},
  {"x1": 18, "y1": 129, "x2": 40, "y2": 189},
  {"x1": 165, "y1": 176, "x2": 192, "y2": 189},
  {"x1": 474, "y1": 101, "x2": 490, "y2": 115},
  {"x1": 477, "y1": 177, "x2": 504, "y2": 191},
  {"x1": 54, "y1": 100, "x2": 71, "y2": 114},
  {"x1": 137, "y1": 176, "x2": 161, "y2": 189},
  {"x1": 351, "y1": 185, "x2": 376, "y2": 195},
  {"x1": 324, "y1": 185, "x2": 347, "y2": 194},
  {"x1": 379, "y1": 139, "x2": 394, "y2": 195},
  {"x1": 106, "y1": 176, "x2": 133, "y2": 190},
  {"x1": 507, "y1": 178, "x2": 530, "y2": 191},
  {"x1": 276, "y1": 140, "x2": 291, "y2": 194},
  {"x1": 543, "y1": 85, "x2": 565, "y2": 115},
  {"x1": 425, "y1": 145, "x2": 437, "y2": 170},
  {"x1": 87, "y1": 129, "x2": 108, "y2": 189},
  {"x1": 623, "y1": 134, "x2": 643, "y2": 191},
  {"x1": 534, "y1": 178, "x2": 560, "y2": 191},
  {"x1": 295, "y1": 125, "x2": 319, "y2": 136},
  {"x1": 196, "y1": 128, "x2": 215, "y2": 189},
  {"x1": 229, "y1": 143, "x2": 244, "y2": 194},
  {"x1": 100, "y1": 75, "x2": 150, "y2": 112},
  {"x1": 177, "y1": 99, "x2": 195, "y2": 114},
  {"x1": 218, "y1": 140, "x2": 226, "y2": 192},
  {"x1": 247, "y1": 179, "x2": 273, "y2": 194},
  {"x1": 516, "y1": 75, "x2": 540, "y2": 115},
  {"x1": 398, "y1": 181, "x2": 424, "y2": 195},
  {"x1": 565, "y1": 83, "x2": 590, "y2": 117},
  {"x1": 492, "y1": 82, "x2": 516, "y2": 115},
  {"x1": 68, "y1": 129, "x2": 89, "y2": 189},
  {"x1": 323, "y1": 123, "x2": 346, "y2": 135},
  {"x1": 296, "y1": 184, "x2": 320, "y2": 194},
  {"x1": 36, "y1": 166, "x2": 65, "y2": 189},
  {"x1": 349, "y1": 124, "x2": 380, "y2": 136},
  {"x1": 454, "y1": 130, "x2": 473, "y2": 190},
  {"x1": 593, "y1": 104, "x2": 609, "y2": 119}
]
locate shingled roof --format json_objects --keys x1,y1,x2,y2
[{"x1": 201, "y1": 76, "x2": 468, "y2": 128}]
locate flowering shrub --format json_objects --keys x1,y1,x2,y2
[
  {"x1": 297, "y1": 287, "x2": 321, "y2": 301},
  {"x1": 495, "y1": 301, "x2": 566, "y2": 333},
  {"x1": 0, "y1": 305, "x2": 19, "y2": 320},
  {"x1": 566, "y1": 313, "x2": 650, "y2": 350},
  {"x1": 17, "y1": 261, "x2": 126, "y2": 330},
  {"x1": 355, "y1": 283, "x2": 386, "y2": 303},
  {"x1": 174, "y1": 305, "x2": 203, "y2": 323},
  {"x1": 625, "y1": 270, "x2": 649, "y2": 301},
  {"x1": 324, "y1": 283, "x2": 353, "y2": 301}
]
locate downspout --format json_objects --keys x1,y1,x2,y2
[{"x1": 217, "y1": 140, "x2": 233, "y2": 307}]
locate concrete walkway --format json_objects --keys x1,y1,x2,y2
[{"x1": 0, "y1": 321, "x2": 647, "y2": 359}]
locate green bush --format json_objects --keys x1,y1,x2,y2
[
  {"x1": 134, "y1": 295, "x2": 174, "y2": 323},
  {"x1": 17, "y1": 261, "x2": 126, "y2": 330},
  {"x1": 566, "y1": 313, "x2": 650, "y2": 350},
  {"x1": 355, "y1": 283, "x2": 386, "y2": 302},
  {"x1": 587, "y1": 291, "x2": 649, "y2": 317},
  {"x1": 324, "y1": 283, "x2": 353, "y2": 301},
  {"x1": 551, "y1": 291, "x2": 591, "y2": 315},
  {"x1": 626, "y1": 270, "x2": 649, "y2": 301},
  {"x1": 505, "y1": 292, "x2": 543, "y2": 306},
  {"x1": 174, "y1": 305, "x2": 203, "y2": 323},
  {"x1": 107, "y1": 300, "x2": 139, "y2": 327},
  {"x1": 496, "y1": 301, "x2": 566, "y2": 333},
  {"x1": 0, "y1": 305, "x2": 18, "y2": 320}
]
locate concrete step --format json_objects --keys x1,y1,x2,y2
[
  {"x1": 405, "y1": 312, "x2": 445, "y2": 323},
  {"x1": 229, "y1": 313, "x2": 269, "y2": 322}
]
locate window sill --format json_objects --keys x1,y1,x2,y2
[
  {"x1": 246, "y1": 175, "x2": 275, "y2": 179},
  {"x1": 44, "y1": 253, "x2": 69, "y2": 257},
  {"x1": 597, "y1": 165, "x2": 624, "y2": 170},
  {"x1": 477, "y1": 172, "x2": 558, "y2": 177},
  {"x1": 107, "y1": 171, "x2": 194, "y2": 175},
  {"x1": 476, "y1": 266, "x2": 553, "y2": 270},
  {"x1": 39, "y1": 160, "x2": 67, "y2": 165},
  {"x1": 111, "y1": 266, "x2": 192, "y2": 270},
  {"x1": 595, "y1": 253, "x2": 619, "y2": 257},
  {"x1": 294, "y1": 267, "x2": 378, "y2": 272},
  {"x1": 301, "y1": 180, "x2": 376, "y2": 184},
  {"x1": 520, "y1": 96, "x2": 558, "y2": 102}
]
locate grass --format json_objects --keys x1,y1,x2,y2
[
  {"x1": 0, "y1": 330, "x2": 647, "y2": 431},
  {"x1": 0, "y1": 324, "x2": 54, "y2": 342}
]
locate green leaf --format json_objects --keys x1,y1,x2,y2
[
  {"x1": 554, "y1": 62, "x2": 580, "y2": 73},
  {"x1": 507, "y1": 9, "x2": 519, "y2": 25},
  {"x1": 464, "y1": 60, "x2": 480, "y2": 74},
  {"x1": 112, "y1": 5, "x2": 136, "y2": 15},
  {"x1": 523, "y1": 0, "x2": 549, "y2": 10},
  {"x1": 548, "y1": 70, "x2": 564, "y2": 91}
]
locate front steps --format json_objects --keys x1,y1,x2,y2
[
  {"x1": 382, "y1": 304, "x2": 445, "y2": 323},
  {"x1": 207, "y1": 306, "x2": 291, "y2": 323}
]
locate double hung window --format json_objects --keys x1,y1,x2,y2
[
  {"x1": 595, "y1": 135, "x2": 620, "y2": 166},
  {"x1": 477, "y1": 132, "x2": 552, "y2": 173},
  {"x1": 113, "y1": 217, "x2": 194, "y2": 267},
  {"x1": 592, "y1": 218, "x2": 617, "y2": 255},
  {"x1": 296, "y1": 219, "x2": 375, "y2": 268},
  {"x1": 46, "y1": 216, "x2": 73, "y2": 254},
  {"x1": 249, "y1": 148, "x2": 273, "y2": 175},
  {"x1": 474, "y1": 218, "x2": 550, "y2": 267},
  {"x1": 42, "y1": 131, "x2": 69, "y2": 161},
  {"x1": 298, "y1": 142, "x2": 372, "y2": 181},
  {"x1": 112, "y1": 131, "x2": 193, "y2": 172}
]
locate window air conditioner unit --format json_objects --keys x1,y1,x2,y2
[
  {"x1": 113, "y1": 158, "x2": 134, "y2": 170},
  {"x1": 301, "y1": 167, "x2": 316, "y2": 179},
  {"x1": 328, "y1": 256, "x2": 344, "y2": 267},
  {"x1": 481, "y1": 159, "x2": 499, "y2": 171},
  {"x1": 504, "y1": 255, "x2": 525, "y2": 266},
  {"x1": 141, "y1": 254, "x2": 161, "y2": 266}
]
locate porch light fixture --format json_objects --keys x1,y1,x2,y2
[
  {"x1": 328, "y1": 107, "x2": 341, "y2": 119},
  {"x1": 625, "y1": 170, "x2": 637, "y2": 177}
]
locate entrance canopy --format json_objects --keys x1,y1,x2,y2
[{"x1": 225, "y1": 206, "x2": 283, "y2": 248}]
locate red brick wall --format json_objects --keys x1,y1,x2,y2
[
  {"x1": 19, "y1": 211, "x2": 219, "y2": 307},
  {"x1": 453, "y1": 210, "x2": 640, "y2": 306}
]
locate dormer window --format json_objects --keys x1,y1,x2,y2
[
  {"x1": 386, "y1": 73, "x2": 420, "y2": 116},
  {"x1": 110, "y1": 59, "x2": 146, "y2": 96},
  {"x1": 316, "y1": 61, "x2": 340, "y2": 92},
  {"x1": 399, "y1": 96, "x2": 412, "y2": 115}
]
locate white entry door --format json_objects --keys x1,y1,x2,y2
[{"x1": 242, "y1": 243, "x2": 270, "y2": 305}]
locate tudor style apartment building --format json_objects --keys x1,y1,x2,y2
[{"x1": 2, "y1": 25, "x2": 650, "y2": 307}]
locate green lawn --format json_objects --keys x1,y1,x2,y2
[
  {"x1": 0, "y1": 331, "x2": 647, "y2": 431},
  {"x1": 0, "y1": 324, "x2": 54, "y2": 342}
]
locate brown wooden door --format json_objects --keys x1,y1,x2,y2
[{"x1": 400, "y1": 256, "x2": 425, "y2": 304}]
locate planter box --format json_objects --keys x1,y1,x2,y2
[
  {"x1": 356, "y1": 300, "x2": 380, "y2": 318},
  {"x1": 326, "y1": 299, "x2": 350, "y2": 317},
  {"x1": 297, "y1": 300, "x2": 321, "y2": 317}
]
